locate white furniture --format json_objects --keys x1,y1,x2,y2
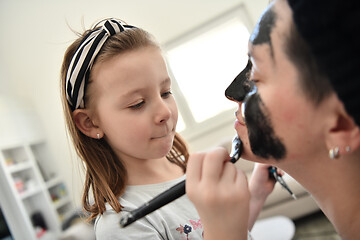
[
  {"x1": 0, "y1": 96, "x2": 73, "y2": 240},
  {"x1": 0, "y1": 139, "x2": 72, "y2": 240},
  {"x1": 251, "y1": 215, "x2": 295, "y2": 240}
]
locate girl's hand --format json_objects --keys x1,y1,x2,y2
[
  {"x1": 250, "y1": 163, "x2": 283, "y2": 201},
  {"x1": 247, "y1": 163, "x2": 283, "y2": 230},
  {"x1": 186, "y1": 147, "x2": 250, "y2": 240}
]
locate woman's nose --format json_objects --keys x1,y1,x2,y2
[{"x1": 225, "y1": 60, "x2": 252, "y2": 102}]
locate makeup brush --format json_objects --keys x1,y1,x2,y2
[
  {"x1": 119, "y1": 136, "x2": 243, "y2": 228},
  {"x1": 268, "y1": 166, "x2": 297, "y2": 199}
]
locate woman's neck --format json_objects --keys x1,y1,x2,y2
[
  {"x1": 277, "y1": 153, "x2": 360, "y2": 240},
  {"x1": 125, "y1": 156, "x2": 184, "y2": 186}
]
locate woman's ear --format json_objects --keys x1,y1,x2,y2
[
  {"x1": 72, "y1": 109, "x2": 103, "y2": 139},
  {"x1": 325, "y1": 95, "x2": 360, "y2": 156}
]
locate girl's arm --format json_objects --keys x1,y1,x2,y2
[{"x1": 248, "y1": 163, "x2": 280, "y2": 230}]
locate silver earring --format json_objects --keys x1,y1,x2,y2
[
  {"x1": 329, "y1": 147, "x2": 340, "y2": 159},
  {"x1": 97, "y1": 133, "x2": 100, "y2": 139},
  {"x1": 345, "y1": 146, "x2": 351, "y2": 152}
]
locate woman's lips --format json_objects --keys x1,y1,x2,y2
[
  {"x1": 234, "y1": 119, "x2": 245, "y2": 130},
  {"x1": 235, "y1": 110, "x2": 246, "y2": 125}
]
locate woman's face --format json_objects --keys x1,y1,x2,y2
[
  {"x1": 89, "y1": 46, "x2": 178, "y2": 162},
  {"x1": 227, "y1": 0, "x2": 328, "y2": 164}
]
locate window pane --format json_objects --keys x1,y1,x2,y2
[
  {"x1": 167, "y1": 18, "x2": 250, "y2": 123},
  {"x1": 176, "y1": 112, "x2": 185, "y2": 132}
]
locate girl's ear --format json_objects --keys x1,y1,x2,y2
[
  {"x1": 72, "y1": 109, "x2": 103, "y2": 139},
  {"x1": 325, "y1": 95, "x2": 360, "y2": 156}
]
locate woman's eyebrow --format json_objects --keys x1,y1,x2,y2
[{"x1": 248, "y1": 44, "x2": 275, "y2": 66}]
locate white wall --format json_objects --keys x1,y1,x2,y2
[{"x1": 0, "y1": 0, "x2": 268, "y2": 206}]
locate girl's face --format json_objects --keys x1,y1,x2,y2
[{"x1": 89, "y1": 46, "x2": 178, "y2": 162}]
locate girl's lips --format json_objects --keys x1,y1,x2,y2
[
  {"x1": 152, "y1": 128, "x2": 174, "y2": 139},
  {"x1": 152, "y1": 132, "x2": 170, "y2": 139}
]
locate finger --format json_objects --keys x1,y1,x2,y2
[
  {"x1": 186, "y1": 152, "x2": 205, "y2": 183},
  {"x1": 220, "y1": 162, "x2": 237, "y2": 184},
  {"x1": 235, "y1": 168, "x2": 249, "y2": 190},
  {"x1": 202, "y1": 148, "x2": 229, "y2": 182},
  {"x1": 277, "y1": 168, "x2": 284, "y2": 176}
]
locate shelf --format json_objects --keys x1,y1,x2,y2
[
  {"x1": 57, "y1": 205, "x2": 74, "y2": 223},
  {"x1": 1, "y1": 139, "x2": 69, "y2": 239},
  {"x1": 37, "y1": 230, "x2": 57, "y2": 240},
  {"x1": 1, "y1": 146, "x2": 28, "y2": 167},
  {"x1": 20, "y1": 186, "x2": 42, "y2": 200},
  {"x1": 53, "y1": 196, "x2": 71, "y2": 209},
  {"x1": 8, "y1": 161, "x2": 32, "y2": 173},
  {"x1": 0, "y1": 104, "x2": 69, "y2": 239},
  {"x1": 46, "y1": 177, "x2": 61, "y2": 189}
]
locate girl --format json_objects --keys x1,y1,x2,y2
[{"x1": 60, "y1": 18, "x2": 276, "y2": 239}]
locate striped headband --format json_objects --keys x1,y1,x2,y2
[{"x1": 66, "y1": 18, "x2": 135, "y2": 110}]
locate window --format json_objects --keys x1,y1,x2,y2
[{"x1": 164, "y1": 5, "x2": 252, "y2": 140}]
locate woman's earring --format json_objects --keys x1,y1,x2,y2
[
  {"x1": 97, "y1": 133, "x2": 100, "y2": 139},
  {"x1": 345, "y1": 146, "x2": 351, "y2": 152},
  {"x1": 329, "y1": 147, "x2": 340, "y2": 159}
]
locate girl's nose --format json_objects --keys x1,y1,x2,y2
[
  {"x1": 225, "y1": 60, "x2": 253, "y2": 102},
  {"x1": 154, "y1": 99, "x2": 171, "y2": 124}
]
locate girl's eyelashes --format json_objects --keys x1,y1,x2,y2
[
  {"x1": 128, "y1": 91, "x2": 172, "y2": 110},
  {"x1": 129, "y1": 101, "x2": 145, "y2": 110},
  {"x1": 161, "y1": 90, "x2": 172, "y2": 98}
]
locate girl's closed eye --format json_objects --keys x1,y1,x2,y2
[
  {"x1": 161, "y1": 90, "x2": 172, "y2": 98},
  {"x1": 129, "y1": 100, "x2": 145, "y2": 110}
]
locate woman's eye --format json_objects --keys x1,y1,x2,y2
[
  {"x1": 161, "y1": 91, "x2": 172, "y2": 98},
  {"x1": 129, "y1": 101, "x2": 144, "y2": 109}
]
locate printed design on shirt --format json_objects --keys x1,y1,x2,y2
[
  {"x1": 176, "y1": 218, "x2": 203, "y2": 240},
  {"x1": 189, "y1": 219, "x2": 202, "y2": 230}
]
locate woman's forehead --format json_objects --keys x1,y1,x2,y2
[{"x1": 248, "y1": 0, "x2": 292, "y2": 65}]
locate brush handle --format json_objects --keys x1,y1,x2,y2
[
  {"x1": 119, "y1": 136, "x2": 242, "y2": 228},
  {"x1": 268, "y1": 166, "x2": 296, "y2": 199},
  {"x1": 119, "y1": 180, "x2": 185, "y2": 227}
]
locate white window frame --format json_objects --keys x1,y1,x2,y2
[{"x1": 163, "y1": 4, "x2": 253, "y2": 142}]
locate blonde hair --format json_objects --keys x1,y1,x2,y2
[{"x1": 60, "y1": 23, "x2": 189, "y2": 220}]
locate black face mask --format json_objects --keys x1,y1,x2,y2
[
  {"x1": 224, "y1": 60, "x2": 286, "y2": 160},
  {"x1": 225, "y1": 60, "x2": 253, "y2": 102},
  {"x1": 243, "y1": 90, "x2": 286, "y2": 160}
]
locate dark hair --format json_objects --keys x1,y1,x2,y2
[{"x1": 284, "y1": 20, "x2": 333, "y2": 105}]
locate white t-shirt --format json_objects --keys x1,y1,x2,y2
[
  {"x1": 94, "y1": 175, "x2": 253, "y2": 240},
  {"x1": 95, "y1": 175, "x2": 204, "y2": 239}
]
